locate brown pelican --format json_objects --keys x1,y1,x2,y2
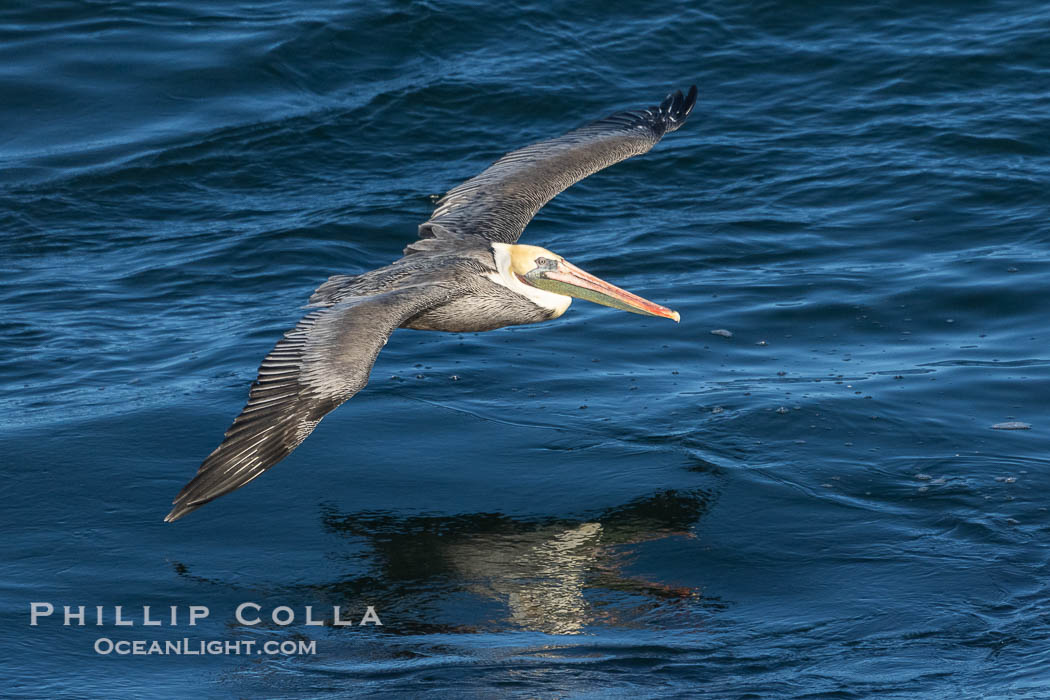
[{"x1": 165, "y1": 85, "x2": 697, "y2": 522}]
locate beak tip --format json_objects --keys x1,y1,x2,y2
[{"x1": 670, "y1": 311, "x2": 681, "y2": 323}]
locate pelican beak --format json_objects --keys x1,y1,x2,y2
[{"x1": 532, "y1": 259, "x2": 680, "y2": 322}]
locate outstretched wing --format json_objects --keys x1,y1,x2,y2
[
  {"x1": 417, "y1": 85, "x2": 697, "y2": 245},
  {"x1": 165, "y1": 286, "x2": 448, "y2": 521}
]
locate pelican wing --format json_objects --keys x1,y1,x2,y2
[
  {"x1": 165, "y1": 286, "x2": 449, "y2": 521},
  {"x1": 417, "y1": 85, "x2": 697, "y2": 245}
]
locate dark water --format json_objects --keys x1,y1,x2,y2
[{"x1": 3, "y1": 0, "x2": 1049, "y2": 697}]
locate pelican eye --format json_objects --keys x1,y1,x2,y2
[{"x1": 535, "y1": 257, "x2": 549, "y2": 267}]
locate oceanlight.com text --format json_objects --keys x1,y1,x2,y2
[{"x1": 93, "y1": 637, "x2": 317, "y2": 656}]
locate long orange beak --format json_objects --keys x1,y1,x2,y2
[{"x1": 533, "y1": 259, "x2": 680, "y2": 322}]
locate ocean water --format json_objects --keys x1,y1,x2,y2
[{"x1": 3, "y1": 0, "x2": 1049, "y2": 697}]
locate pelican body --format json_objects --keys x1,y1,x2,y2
[{"x1": 166, "y1": 86, "x2": 697, "y2": 521}]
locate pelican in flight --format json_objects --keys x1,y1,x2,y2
[{"x1": 166, "y1": 85, "x2": 698, "y2": 522}]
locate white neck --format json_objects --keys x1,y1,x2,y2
[{"x1": 490, "y1": 243, "x2": 572, "y2": 318}]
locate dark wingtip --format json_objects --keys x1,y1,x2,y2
[
  {"x1": 165, "y1": 477, "x2": 216, "y2": 522},
  {"x1": 164, "y1": 479, "x2": 198, "y2": 521},
  {"x1": 164, "y1": 500, "x2": 198, "y2": 522},
  {"x1": 683, "y1": 84, "x2": 698, "y2": 118},
  {"x1": 662, "y1": 84, "x2": 698, "y2": 132},
  {"x1": 658, "y1": 91, "x2": 676, "y2": 114}
]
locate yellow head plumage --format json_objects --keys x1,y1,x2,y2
[{"x1": 507, "y1": 244, "x2": 561, "y2": 276}]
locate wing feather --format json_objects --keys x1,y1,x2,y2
[
  {"x1": 165, "y1": 286, "x2": 449, "y2": 521},
  {"x1": 416, "y1": 85, "x2": 697, "y2": 245}
]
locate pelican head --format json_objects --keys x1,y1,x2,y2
[{"x1": 507, "y1": 244, "x2": 680, "y2": 322}]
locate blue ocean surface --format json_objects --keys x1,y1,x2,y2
[{"x1": 2, "y1": 1, "x2": 1049, "y2": 697}]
